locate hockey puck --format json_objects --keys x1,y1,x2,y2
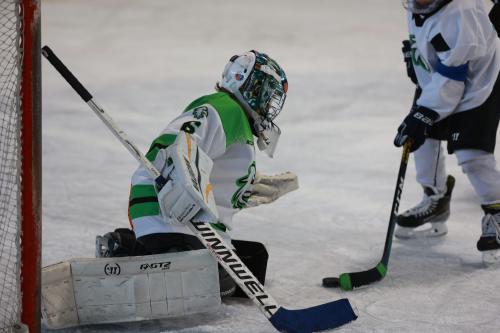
[{"x1": 322, "y1": 277, "x2": 340, "y2": 288}]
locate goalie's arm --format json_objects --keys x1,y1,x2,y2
[{"x1": 129, "y1": 107, "x2": 227, "y2": 226}]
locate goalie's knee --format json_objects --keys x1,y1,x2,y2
[
  {"x1": 231, "y1": 240, "x2": 269, "y2": 298},
  {"x1": 95, "y1": 228, "x2": 146, "y2": 258}
]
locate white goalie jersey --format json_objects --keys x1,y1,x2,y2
[
  {"x1": 129, "y1": 92, "x2": 256, "y2": 239},
  {"x1": 408, "y1": 0, "x2": 500, "y2": 119}
]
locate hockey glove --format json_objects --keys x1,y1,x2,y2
[
  {"x1": 246, "y1": 172, "x2": 299, "y2": 207},
  {"x1": 394, "y1": 106, "x2": 439, "y2": 152},
  {"x1": 402, "y1": 40, "x2": 418, "y2": 85},
  {"x1": 155, "y1": 132, "x2": 219, "y2": 224}
]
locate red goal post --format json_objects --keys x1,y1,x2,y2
[{"x1": 0, "y1": 0, "x2": 41, "y2": 332}]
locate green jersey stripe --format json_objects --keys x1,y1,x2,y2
[
  {"x1": 129, "y1": 201, "x2": 160, "y2": 219},
  {"x1": 145, "y1": 133, "x2": 177, "y2": 161},
  {"x1": 130, "y1": 184, "x2": 157, "y2": 200},
  {"x1": 129, "y1": 196, "x2": 158, "y2": 207}
]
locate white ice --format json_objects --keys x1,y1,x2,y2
[{"x1": 41, "y1": 0, "x2": 500, "y2": 332}]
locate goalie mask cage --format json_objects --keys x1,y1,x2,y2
[{"x1": 0, "y1": 0, "x2": 41, "y2": 333}]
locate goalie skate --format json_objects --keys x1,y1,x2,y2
[{"x1": 395, "y1": 175, "x2": 455, "y2": 239}]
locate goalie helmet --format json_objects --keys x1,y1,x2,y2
[
  {"x1": 218, "y1": 50, "x2": 288, "y2": 158},
  {"x1": 403, "y1": 0, "x2": 449, "y2": 14}
]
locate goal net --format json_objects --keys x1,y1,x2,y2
[{"x1": 0, "y1": 0, "x2": 41, "y2": 332}]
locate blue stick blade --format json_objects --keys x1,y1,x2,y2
[{"x1": 269, "y1": 298, "x2": 357, "y2": 333}]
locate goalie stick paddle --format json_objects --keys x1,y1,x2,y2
[
  {"x1": 322, "y1": 143, "x2": 411, "y2": 290},
  {"x1": 42, "y1": 45, "x2": 358, "y2": 332}
]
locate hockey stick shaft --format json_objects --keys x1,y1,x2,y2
[
  {"x1": 42, "y1": 46, "x2": 357, "y2": 332},
  {"x1": 382, "y1": 143, "x2": 411, "y2": 265},
  {"x1": 41, "y1": 46, "x2": 167, "y2": 190},
  {"x1": 327, "y1": 143, "x2": 410, "y2": 290}
]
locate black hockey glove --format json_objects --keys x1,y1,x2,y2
[
  {"x1": 402, "y1": 40, "x2": 418, "y2": 85},
  {"x1": 394, "y1": 106, "x2": 439, "y2": 152}
]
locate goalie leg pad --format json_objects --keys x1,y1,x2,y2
[{"x1": 41, "y1": 250, "x2": 220, "y2": 329}]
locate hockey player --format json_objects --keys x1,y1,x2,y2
[
  {"x1": 97, "y1": 50, "x2": 297, "y2": 296},
  {"x1": 394, "y1": 0, "x2": 500, "y2": 261}
]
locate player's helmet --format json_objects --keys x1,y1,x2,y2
[
  {"x1": 403, "y1": 0, "x2": 448, "y2": 14},
  {"x1": 218, "y1": 50, "x2": 288, "y2": 157}
]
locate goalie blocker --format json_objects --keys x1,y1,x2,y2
[{"x1": 155, "y1": 131, "x2": 219, "y2": 224}]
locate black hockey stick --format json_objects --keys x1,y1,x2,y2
[
  {"x1": 323, "y1": 143, "x2": 411, "y2": 290},
  {"x1": 42, "y1": 45, "x2": 358, "y2": 332}
]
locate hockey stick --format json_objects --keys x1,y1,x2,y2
[
  {"x1": 42, "y1": 46, "x2": 358, "y2": 333},
  {"x1": 323, "y1": 143, "x2": 411, "y2": 290}
]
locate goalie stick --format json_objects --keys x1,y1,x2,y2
[
  {"x1": 42, "y1": 46, "x2": 358, "y2": 333},
  {"x1": 323, "y1": 143, "x2": 411, "y2": 290}
]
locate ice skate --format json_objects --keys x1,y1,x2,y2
[
  {"x1": 395, "y1": 175, "x2": 455, "y2": 239},
  {"x1": 477, "y1": 204, "x2": 500, "y2": 265}
]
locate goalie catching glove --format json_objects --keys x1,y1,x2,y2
[
  {"x1": 155, "y1": 131, "x2": 219, "y2": 224},
  {"x1": 247, "y1": 171, "x2": 299, "y2": 207}
]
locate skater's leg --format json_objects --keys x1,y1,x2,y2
[{"x1": 396, "y1": 140, "x2": 453, "y2": 239}]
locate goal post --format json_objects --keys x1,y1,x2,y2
[{"x1": 0, "y1": 0, "x2": 41, "y2": 332}]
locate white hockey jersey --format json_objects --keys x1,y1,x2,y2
[
  {"x1": 408, "y1": 0, "x2": 500, "y2": 120},
  {"x1": 129, "y1": 92, "x2": 256, "y2": 239}
]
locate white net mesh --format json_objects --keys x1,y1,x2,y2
[{"x1": 0, "y1": 0, "x2": 22, "y2": 331}]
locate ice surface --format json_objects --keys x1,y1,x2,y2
[{"x1": 41, "y1": 0, "x2": 499, "y2": 332}]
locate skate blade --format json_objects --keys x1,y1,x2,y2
[
  {"x1": 395, "y1": 222, "x2": 448, "y2": 239},
  {"x1": 482, "y1": 249, "x2": 500, "y2": 265}
]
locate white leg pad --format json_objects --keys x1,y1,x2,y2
[{"x1": 41, "y1": 250, "x2": 220, "y2": 329}]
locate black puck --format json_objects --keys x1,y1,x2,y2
[{"x1": 322, "y1": 277, "x2": 340, "y2": 288}]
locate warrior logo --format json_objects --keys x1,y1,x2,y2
[{"x1": 104, "y1": 263, "x2": 121, "y2": 276}]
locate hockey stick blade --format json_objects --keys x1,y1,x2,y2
[
  {"x1": 270, "y1": 299, "x2": 358, "y2": 333},
  {"x1": 323, "y1": 263, "x2": 387, "y2": 291},
  {"x1": 322, "y1": 144, "x2": 410, "y2": 291}
]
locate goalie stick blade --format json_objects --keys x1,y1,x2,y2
[{"x1": 269, "y1": 299, "x2": 358, "y2": 333}]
